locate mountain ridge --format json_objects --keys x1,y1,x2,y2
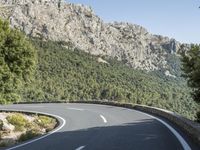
[{"x1": 0, "y1": 0, "x2": 186, "y2": 74}]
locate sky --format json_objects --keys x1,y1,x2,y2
[{"x1": 68, "y1": 0, "x2": 200, "y2": 44}]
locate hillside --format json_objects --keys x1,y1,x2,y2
[
  {"x1": 21, "y1": 39, "x2": 198, "y2": 120},
  {"x1": 0, "y1": 0, "x2": 198, "y2": 120},
  {"x1": 0, "y1": 0, "x2": 188, "y2": 75}
]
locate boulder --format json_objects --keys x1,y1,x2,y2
[{"x1": 1, "y1": 120, "x2": 15, "y2": 132}]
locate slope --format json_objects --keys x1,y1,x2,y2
[{"x1": 21, "y1": 39, "x2": 198, "y2": 120}]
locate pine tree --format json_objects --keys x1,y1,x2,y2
[
  {"x1": 181, "y1": 45, "x2": 200, "y2": 103},
  {"x1": 0, "y1": 19, "x2": 36, "y2": 104},
  {"x1": 181, "y1": 45, "x2": 200, "y2": 122}
]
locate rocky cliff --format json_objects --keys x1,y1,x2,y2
[{"x1": 0, "y1": 0, "x2": 184, "y2": 74}]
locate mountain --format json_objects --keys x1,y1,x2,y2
[
  {"x1": 0, "y1": 0, "x2": 198, "y2": 119},
  {"x1": 0, "y1": 0, "x2": 186, "y2": 75}
]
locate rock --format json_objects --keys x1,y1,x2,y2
[
  {"x1": 0, "y1": 114, "x2": 15, "y2": 132},
  {"x1": 0, "y1": 114, "x2": 7, "y2": 120},
  {"x1": 165, "y1": 70, "x2": 176, "y2": 78},
  {"x1": 2, "y1": 121, "x2": 15, "y2": 132},
  {"x1": 0, "y1": 0, "x2": 188, "y2": 73},
  {"x1": 24, "y1": 115, "x2": 35, "y2": 122},
  {"x1": 97, "y1": 57, "x2": 109, "y2": 64}
]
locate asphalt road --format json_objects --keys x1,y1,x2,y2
[{"x1": 0, "y1": 103, "x2": 198, "y2": 150}]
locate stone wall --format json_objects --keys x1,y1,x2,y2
[
  {"x1": 14, "y1": 100, "x2": 200, "y2": 146},
  {"x1": 133, "y1": 105, "x2": 200, "y2": 146}
]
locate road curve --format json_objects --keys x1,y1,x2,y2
[{"x1": 0, "y1": 103, "x2": 198, "y2": 150}]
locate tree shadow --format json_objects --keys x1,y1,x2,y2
[{"x1": 3, "y1": 118, "x2": 189, "y2": 150}]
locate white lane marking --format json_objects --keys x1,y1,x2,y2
[
  {"x1": 67, "y1": 108, "x2": 84, "y2": 111},
  {"x1": 1, "y1": 109, "x2": 66, "y2": 150},
  {"x1": 75, "y1": 145, "x2": 85, "y2": 150},
  {"x1": 100, "y1": 115, "x2": 107, "y2": 123},
  {"x1": 22, "y1": 106, "x2": 44, "y2": 108},
  {"x1": 137, "y1": 111, "x2": 191, "y2": 150}
]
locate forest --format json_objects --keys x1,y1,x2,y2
[
  {"x1": 0, "y1": 19, "x2": 198, "y2": 120},
  {"x1": 21, "y1": 39, "x2": 198, "y2": 120}
]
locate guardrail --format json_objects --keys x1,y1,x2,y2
[{"x1": 14, "y1": 100, "x2": 200, "y2": 146}]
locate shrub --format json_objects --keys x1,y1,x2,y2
[
  {"x1": 6, "y1": 113, "x2": 28, "y2": 131},
  {"x1": 0, "y1": 142, "x2": 7, "y2": 147},
  {"x1": 35, "y1": 115, "x2": 56, "y2": 130},
  {"x1": 18, "y1": 129, "x2": 41, "y2": 142},
  {"x1": 0, "y1": 120, "x2": 3, "y2": 130},
  {"x1": 0, "y1": 131, "x2": 2, "y2": 140},
  {"x1": 196, "y1": 111, "x2": 200, "y2": 123}
]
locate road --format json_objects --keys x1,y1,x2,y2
[{"x1": 0, "y1": 103, "x2": 198, "y2": 150}]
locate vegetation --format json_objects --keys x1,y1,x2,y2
[
  {"x1": 0, "y1": 120, "x2": 3, "y2": 140},
  {"x1": 0, "y1": 18, "x2": 198, "y2": 120},
  {"x1": 6, "y1": 113, "x2": 28, "y2": 131},
  {"x1": 181, "y1": 45, "x2": 200, "y2": 122},
  {"x1": 20, "y1": 39, "x2": 198, "y2": 119},
  {"x1": 18, "y1": 129, "x2": 41, "y2": 142},
  {"x1": 35, "y1": 115, "x2": 57, "y2": 130},
  {"x1": 1, "y1": 112, "x2": 57, "y2": 147},
  {"x1": 0, "y1": 19, "x2": 36, "y2": 104},
  {"x1": 197, "y1": 111, "x2": 200, "y2": 123},
  {"x1": 0, "y1": 120, "x2": 3, "y2": 130},
  {"x1": 181, "y1": 45, "x2": 200, "y2": 103}
]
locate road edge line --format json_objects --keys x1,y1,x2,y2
[
  {"x1": 137, "y1": 110, "x2": 191, "y2": 150},
  {"x1": 75, "y1": 145, "x2": 85, "y2": 150},
  {"x1": 0, "y1": 109, "x2": 66, "y2": 150}
]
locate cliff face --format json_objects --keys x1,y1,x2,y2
[{"x1": 0, "y1": 0, "x2": 183, "y2": 73}]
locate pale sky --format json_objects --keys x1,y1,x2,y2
[{"x1": 68, "y1": 0, "x2": 200, "y2": 44}]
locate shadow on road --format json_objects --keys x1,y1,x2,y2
[{"x1": 4, "y1": 118, "x2": 192, "y2": 150}]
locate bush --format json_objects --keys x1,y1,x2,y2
[
  {"x1": 35, "y1": 115, "x2": 56, "y2": 130},
  {"x1": 18, "y1": 129, "x2": 41, "y2": 142},
  {"x1": 6, "y1": 113, "x2": 28, "y2": 131},
  {"x1": 0, "y1": 120, "x2": 3, "y2": 130},
  {"x1": 0, "y1": 142, "x2": 7, "y2": 147},
  {"x1": 0, "y1": 131, "x2": 2, "y2": 140},
  {"x1": 196, "y1": 111, "x2": 200, "y2": 123}
]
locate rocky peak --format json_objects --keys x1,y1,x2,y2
[
  {"x1": 0, "y1": 0, "x2": 184, "y2": 74},
  {"x1": 0, "y1": 0, "x2": 64, "y2": 5}
]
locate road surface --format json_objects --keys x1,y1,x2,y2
[{"x1": 0, "y1": 103, "x2": 198, "y2": 150}]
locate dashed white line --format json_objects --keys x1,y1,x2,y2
[
  {"x1": 100, "y1": 114, "x2": 107, "y2": 123},
  {"x1": 137, "y1": 111, "x2": 191, "y2": 150},
  {"x1": 67, "y1": 108, "x2": 84, "y2": 111},
  {"x1": 22, "y1": 106, "x2": 45, "y2": 108},
  {"x1": 75, "y1": 145, "x2": 85, "y2": 150},
  {"x1": 3, "y1": 109, "x2": 66, "y2": 150}
]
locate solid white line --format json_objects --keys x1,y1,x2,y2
[
  {"x1": 75, "y1": 145, "x2": 85, "y2": 150},
  {"x1": 1, "y1": 109, "x2": 66, "y2": 150},
  {"x1": 100, "y1": 114, "x2": 107, "y2": 123},
  {"x1": 137, "y1": 111, "x2": 191, "y2": 150},
  {"x1": 67, "y1": 108, "x2": 84, "y2": 111}
]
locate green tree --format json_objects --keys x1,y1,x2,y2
[
  {"x1": 181, "y1": 45, "x2": 200, "y2": 122},
  {"x1": 181, "y1": 45, "x2": 200, "y2": 103},
  {"x1": 0, "y1": 19, "x2": 36, "y2": 104}
]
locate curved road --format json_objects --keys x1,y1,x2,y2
[{"x1": 0, "y1": 103, "x2": 198, "y2": 150}]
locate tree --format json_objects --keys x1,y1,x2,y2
[
  {"x1": 0, "y1": 19, "x2": 36, "y2": 104},
  {"x1": 181, "y1": 45, "x2": 200, "y2": 103},
  {"x1": 181, "y1": 45, "x2": 200, "y2": 122}
]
